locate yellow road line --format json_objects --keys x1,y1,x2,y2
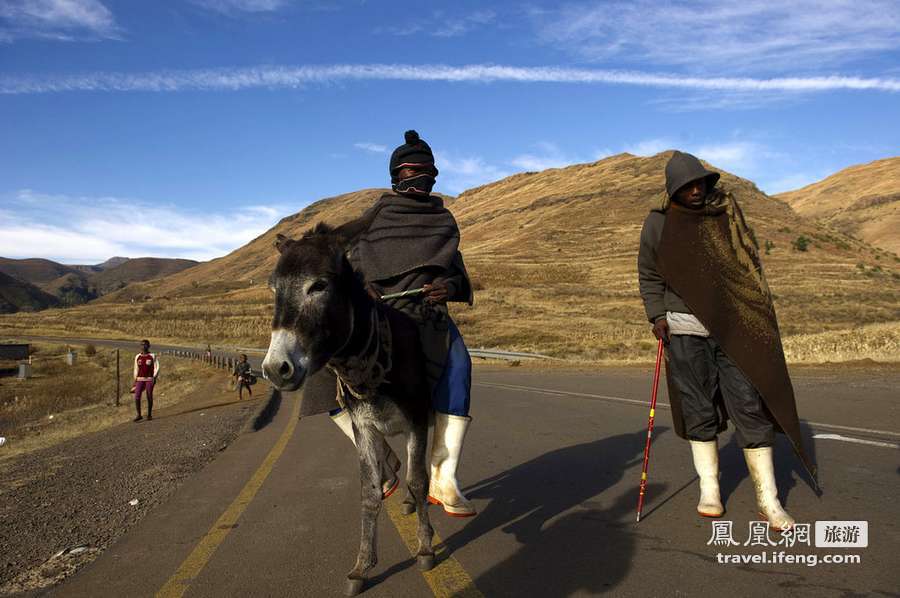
[
  {"x1": 156, "y1": 394, "x2": 302, "y2": 598},
  {"x1": 384, "y1": 498, "x2": 484, "y2": 598}
]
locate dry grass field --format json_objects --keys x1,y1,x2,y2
[
  {"x1": 0, "y1": 343, "x2": 221, "y2": 460},
  {"x1": 1, "y1": 152, "x2": 897, "y2": 364}
]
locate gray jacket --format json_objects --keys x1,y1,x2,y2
[{"x1": 638, "y1": 210, "x2": 691, "y2": 322}]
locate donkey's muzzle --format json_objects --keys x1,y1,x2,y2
[
  {"x1": 262, "y1": 330, "x2": 308, "y2": 391},
  {"x1": 264, "y1": 359, "x2": 306, "y2": 391}
]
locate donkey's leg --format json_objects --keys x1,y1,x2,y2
[
  {"x1": 401, "y1": 435, "x2": 418, "y2": 515},
  {"x1": 346, "y1": 424, "x2": 385, "y2": 596},
  {"x1": 406, "y1": 424, "x2": 435, "y2": 570}
]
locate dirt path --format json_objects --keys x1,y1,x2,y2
[{"x1": 0, "y1": 373, "x2": 262, "y2": 595}]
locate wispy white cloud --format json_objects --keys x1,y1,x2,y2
[
  {"x1": 537, "y1": 0, "x2": 900, "y2": 73},
  {"x1": 3, "y1": 63, "x2": 899, "y2": 95},
  {"x1": 624, "y1": 138, "x2": 772, "y2": 179},
  {"x1": 621, "y1": 136, "x2": 818, "y2": 194},
  {"x1": 189, "y1": 0, "x2": 290, "y2": 15},
  {"x1": 0, "y1": 0, "x2": 120, "y2": 42},
  {"x1": 379, "y1": 9, "x2": 496, "y2": 38},
  {"x1": 622, "y1": 139, "x2": 676, "y2": 158},
  {"x1": 432, "y1": 10, "x2": 496, "y2": 38},
  {"x1": 353, "y1": 142, "x2": 387, "y2": 154},
  {"x1": 434, "y1": 152, "x2": 511, "y2": 194},
  {"x1": 436, "y1": 142, "x2": 615, "y2": 193},
  {"x1": 0, "y1": 190, "x2": 289, "y2": 263},
  {"x1": 436, "y1": 136, "x2": 823, "y2": 196},
  {"x1": 509, "y1": 141, "x2": 585, "y2": 171}
]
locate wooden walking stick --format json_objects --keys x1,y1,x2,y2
[{"x1": 636, "y1": 338, "x2": 664, "y2": 523}]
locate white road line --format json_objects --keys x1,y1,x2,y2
[
  {"x1": 806, "y1": 421, "x2": 900, "y2": 439},
  {"x1": 812, "y1": 434, "x2": 899, "y2": 449},
  {"x1": 475, "y1": 381, "x2": 900, "y2": 442},
  {"x1": 475, "y1": 381, "x2": 673, "y2": 408}
]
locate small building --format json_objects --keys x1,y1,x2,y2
[{"x1": 0, "y1": 343, "x2": 30, "y2": 361}]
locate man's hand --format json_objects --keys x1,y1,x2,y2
[
  {"x1": 423, "y1": 279, "x2": 449, "y2": 304},
  {"x1": 365, "y1": 283, "x2": 381, "y2": 301},
  {"x1": 652, "y1": 318, "x2": 670, "y2": 344}
]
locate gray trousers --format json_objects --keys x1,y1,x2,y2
[{"x1": 667, "y1": 334, "x2": 775, "y2": 448}]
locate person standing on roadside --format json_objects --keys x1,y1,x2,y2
[
  {"x1": 133, "y1": 339, "x2": 159, "y2": 422},
  {"x1": 232, "y1": 353, "x2": 253, "y2": 400},
  {"x1": 637, "y1": 151, "x2": 817, "y2": 530}
]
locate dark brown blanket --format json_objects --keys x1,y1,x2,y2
[
  {"x1": 355, "y1": 193, "x2": 460, "y2": 282},
  {"x1": 656, "y1": 194, "x2": 817, "y2": 484}
]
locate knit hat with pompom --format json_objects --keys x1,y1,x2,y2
[{"x1": 389, "y1": 130, "x2": 438, "y2": 184}]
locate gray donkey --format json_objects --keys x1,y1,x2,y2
[{"x1": 261, "y1": 220, "x2": 435, "y2": 596}]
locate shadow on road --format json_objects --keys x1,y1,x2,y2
[
  {"x1": 442, "y1": 427, "x2": 668, "y2": 597},
  {"x1": 252, "y1": 388, "x2": 282, "y2": 431}
]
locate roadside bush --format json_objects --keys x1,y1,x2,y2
[
  {"x1": 84, "y1": 344, "x2": 97, "y2": 357},
  {"x1": 792, "y1": 235, "x2": 811, "y2": 252}
]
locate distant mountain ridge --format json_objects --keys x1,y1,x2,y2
[{"x1": 0, "y1": 256, "x2": 199, "y2": 313}]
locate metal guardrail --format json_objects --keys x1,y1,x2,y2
[
  {"x1": 469, "y1": 349, "x2": 552, "y2": 361},
  {"x1": 161, "y1": 349, "x2": 264, "y2": 378},
  {"x1": 167, "y1": 345, "x2": 551, "y2": 367}
]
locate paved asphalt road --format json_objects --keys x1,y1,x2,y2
[{"x1": 12, "y1": 337, "x2": 900, "y2": 597}]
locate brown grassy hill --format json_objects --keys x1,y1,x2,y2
[
  {"x1": 0, "y1": 272, "x2": 60, "y2": 313},
  {"x1": 776, "y1": 157, "x2": 900, "y2": 255},
  {"x1": 0, "y1": 257, "x2": 199, "y2": 307},
  {"x1": 0, "y1": 259, "x2": 93, "y2": 307},
  {"x1": 40, "y1": 272, "x2": 95, "y2": 307},
  {"x1": 90, "y1": 257, "x2": 198, "y2": 294},
  {"x1": 0, "y1": 258, "x2": 86, "y2": 286},
  {"x1": 2, "y1": 152, "x2": 897, "y2": 363}
]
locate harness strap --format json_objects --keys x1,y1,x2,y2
[{"x1": 329, "y1": 305, "x2": 393, "y2": 404}]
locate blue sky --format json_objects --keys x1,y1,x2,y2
[{"x1": 1, "y1": 0, "x2": 898, "y2": 263}]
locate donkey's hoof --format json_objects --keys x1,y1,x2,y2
[
  {"x1": 401, "y1": 502, "x2": 416, "y2": 515},
  {"x1": 344, "y1": 578, "x2": 365, "y2": 596},
  {"x1": 417, "y1": 554, "x2": 435, "y2": 571}
]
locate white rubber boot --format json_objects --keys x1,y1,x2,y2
[
  {"x1": 428, "y1": 414, "x2": 476, "y2": 517},
  {"x1": 331, "y1": 410, "x2": 400, "y2": 498},
  {"x1": 690, "y1": 440, "x2": 724, "y2": 517},
  {"x1": 744, "y1": 447, "x2": 795, "y2": 531}
]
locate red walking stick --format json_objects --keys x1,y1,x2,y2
[{"x1": 636, "y1": 338, "x2": 664, "y2": 523}]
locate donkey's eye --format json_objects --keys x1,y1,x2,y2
[{"x1": 307, "y1": 280, "x2": 328, "y2": 294}]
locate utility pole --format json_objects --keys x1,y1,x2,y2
[{"x1": 116, "y1": 349, "x2": 120, "y2": 407}]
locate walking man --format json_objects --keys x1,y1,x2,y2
[
  {"x1": 133, "y1": 339, "x2": 159, "y2": 422},
  {"x1": 233, "y1": 353, "x2": 254, "y2": 400},
  {"x1": 638, "y1": 151, "x2": 816, "y2": 530}
]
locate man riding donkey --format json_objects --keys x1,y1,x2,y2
[
  {"x1": 302, "y1": 130, "x2": 478, "y2": 517},
  {"x1": 638, "y1": 151, "x2": 817, "y2": 530}
]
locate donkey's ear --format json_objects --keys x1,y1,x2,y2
[{"x1": 274, "y1": 233, "x2": 292, "y2": 254}]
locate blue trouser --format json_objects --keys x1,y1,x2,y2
[
  {"x1": 330, "y1": 319, "x2": 471, "y2": 417},
  {"x1": 432, "y1": 319, "x2": 472, "y2": 416}
]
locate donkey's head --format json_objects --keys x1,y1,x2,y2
[{"x1": 261, "y1": 218, "x2": 369, "y2": 391}]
